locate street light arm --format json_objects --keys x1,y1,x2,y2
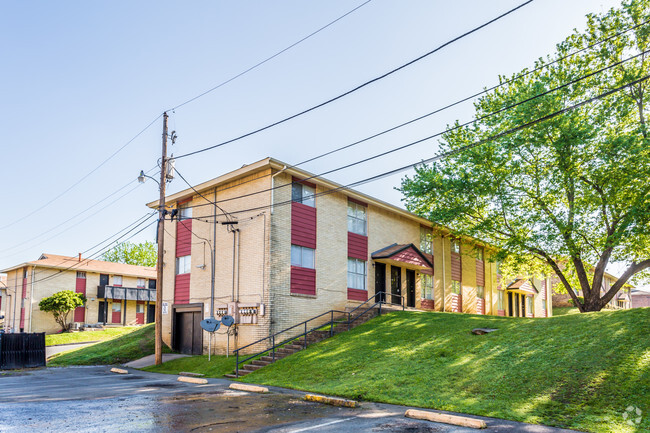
[{"x1": 138, "y1": 170, "x2": 160, "y2": 186}]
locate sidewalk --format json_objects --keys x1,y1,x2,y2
[{"x1": 123, "y1": 353, "x2": 190, "y2": 368}]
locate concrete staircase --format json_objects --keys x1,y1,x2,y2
[{"x1": 225, "y1": 308, "x2": 379, "y2": 378}]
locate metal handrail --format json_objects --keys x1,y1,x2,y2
[{"x1": 233, "y1": 291, "x2": 404, "y2": 376}]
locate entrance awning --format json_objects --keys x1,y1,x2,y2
[
  {"x1": 371, "y1": 243, "x2": 433, "y2": 272},
  {"x1": 506, "y1": 279, "x2": 538, "y2": 295}
]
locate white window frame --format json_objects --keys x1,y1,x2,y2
[
  {"x1": 477, "y1": 248, "x2": 484, "y2": 261},
  {"x1": 176, "y1": 255, "x2": 191, "y2": 275},
  {"x1": 422, "y1": 274, "x2": 433, "y2": 300},
  {"x1": 76, "y1": 271, "x2": 86, "y2": 279},
  {"x1": 497, "y1": 290, "x2": 505, "y2": 310},
  {"x1": 291, "y1": 245, "x2": 315, "y2": 269},
  {"x1": 420, "y1": 228, "x2": 433, "y2": 255},
  {"x1": 451, "y1": 280, "x2": 461, "y2": 294},
  {"x1": 477, "y1": 285, "x2": 484, "y2": 299},
  {"x1": 112, "y1": 302, "x2": 121, "y2": 312},
  {"x1": 347, "y1": 201, "x2": 367, "y2": 236},
  {"x1": 113, "y1": 275, "x2": 123, "y2": 286},
  {"x1": 136, "y1": 278, "x2": 145, "y2": 288},
  {"x1": 347, "y1": 258, "x2": 367, "y2": 291},
  {"x1": 136, "y1": 304, "x2": 144, "y2": 314},
  {"x1": 179, "y1": 203, "x2": 192, "y2": 220},
  {"x1": 292, "y1": 183, "x2": 315, "y2": 207},
  {"x1": 451, "y1": 240, "x2": 461, "y2": 254}
]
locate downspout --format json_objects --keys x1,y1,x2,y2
[
  {"x1": 210, "y1": 188, "x2": 217, "y2": 318},
  {"x1": 28, "y1": 266, "x2": 35, "y2": 333},
  {"x1": 271, "y1": 165, "x2": 288, "y2": 214},
  {"x1": 13, "y1": 272, "x2": 18, "y2": 332},
  {"x1": 231, "y1": 230, "x2": 236, "y2": 302},
  {"x1": 441, "y1": 236, "x2": 446, "y2": 312},
  {"x1": 236, "y1": 229, "x2": 241, "y2": 302}
]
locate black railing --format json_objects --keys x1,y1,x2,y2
[
  {"x1": 233, "y1": 291, "x2": 403, "y2": 377},
  {"x1": 97, "y1": 285, "x2": 156, "y2": 302}
]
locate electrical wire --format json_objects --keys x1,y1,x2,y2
[
  {"x1": 173, "y1": 0, "x2": 534, "y2": 160},
  {"x1": 177, "y1": 49, "x2": 649, "y2": 211},
  {"x1": 184, "y1": 73, "x2": 650, "y2": 222},
  {"x1": 174, "y1": 168, "x2": 235, "y2": 222},
  {"x1": 167, "y1": 0, "x2": 374, "y2": 112},
  {"x1": 0, "y1": 115, "x2": 162, "y2": 231}
]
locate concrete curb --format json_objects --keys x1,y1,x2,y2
[
  {"x1": 177, "y1": 376, "x2": 208, "y2": 385},
  {"x1": 229, "y1": 383, "x2": 269, "y2": 393},
  {"x1": 405, "y1": 409, "x2": 487, "y2": 429},
  {"x1": 305, "y1": 394, "x2": 358, "y2": 408},
  {"x1": 110, "y1": 368, "x2": 128, "y2": 374},
  {"x1": 179, "y1": 371, "x2": 205, "y2": 378}
]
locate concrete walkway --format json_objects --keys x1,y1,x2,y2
[
  {"x1": 123, "y1": 353, "x2": 190, "y2": 368},
  {"x1": 46, "y1": 341, "x2": 99, "y2": 358}
]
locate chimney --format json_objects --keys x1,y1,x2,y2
[{"x1": 78, "y1": 253, "x2": 82, "y2": 262}]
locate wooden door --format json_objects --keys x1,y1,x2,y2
[
  {"x1": 375, "y1": 263, "x2": 386, "y2": 302},
  {"x1": 391, "y1": 267, "x2": 401, "y2": 305},
  {"x1": 406, "y1": 270, "x2": 415, "y2": 308}
]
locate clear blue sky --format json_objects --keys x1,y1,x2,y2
[{"x1": 0, "y1": 0, "x2": 624, "y2": 273}]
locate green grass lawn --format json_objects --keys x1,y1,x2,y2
[
  {"x1": 142, "y1": 354, "x2": 236, "y2": 377},
  {"x1": 241, "y1": 308, "x2": 650, "y2": 433},
  {"x1": 552, "y1": 307, "x2": 580, "y2": 316},
  {"x1": 48, "y1": 323, "x2": 171, "y2": 366},
  {"x1": 45, "y1": 327, "x2": 139, "y2": 346}
]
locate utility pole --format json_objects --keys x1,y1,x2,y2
[{"x1": 154, "y1": 112, "x2": 168, "y2": 366}]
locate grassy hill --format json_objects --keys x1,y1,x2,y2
[
  {"x1": 48, "y1": 323, "x2": 169, "y2": 366},
  {"x1": 242, "y1": 308, "x2": 650, "y2": 433}
]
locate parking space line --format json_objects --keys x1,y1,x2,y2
[{"x1": 287, "y1": 417, "x2": 355, "y2": 432}]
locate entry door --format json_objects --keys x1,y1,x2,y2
[
  {"x1": 147, "y1": 304, "x2": 155, "y2": 324},
  {"x1": 406, "y1": 270, "x2": 416, "y2": 308},
  {"x1": 515, "y1": 295, "x2": 520, "y2": 317},
  {"x1": 508, "y1": 292, "x2": 514, "y2": 317},
  {"x1": 99, "y1": 274, "x2": 109, "y2": 287},
  {"x1": 98, "y1": 301, "x2": 106, "y2": 323},
  {"x1": 375, "y1": 263, "x2": 386, "y2": 302},
  {"x1": 521, "y1": 295, "x2": 526, "y2": 317},
  {"x1": 390, "y1": 267, "x2": 401, "y2": 305}
]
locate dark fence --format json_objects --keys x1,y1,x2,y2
[{"x1": 0, "y1": 333, "x2": 46, "y2": 369}]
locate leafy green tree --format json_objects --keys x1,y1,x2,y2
[
  {"x1": 102, "y1": 241, "x2": 157, "y2": 267},
  {"x1": 400, "y1": 1, "x2": 650, "y2": 312},
  {"x1": 39, "y1": 290, "x2": 86, "y2": 332}
]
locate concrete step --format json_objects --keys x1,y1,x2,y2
[
  {"x1": 251, "y1": 359, "x2": 271, "y2": 366},
  {"x1": 242, "y1": 364, "x2": 264, "y2": 371},
  {"x1": 284, "y1": 344, "x2": 303, "y2": 351}
]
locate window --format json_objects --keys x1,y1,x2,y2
[
  {"x1": 420, "y1": 228, "x2": 433, "y2": 255},
  {"x1": 76, "y1": 271, "x2": 86, "y2": 279},
  {"x1": 451, "y1": 240, "x2": 460, "y2": 254},
  {"x1": 422, "y1": 274, "x2": 433, "y2": 300},
  {"x1": 137, "y1": 278, "x2": 145, "y2": 288},
  {"x1": 176, "y1": 255, "x2": 191, "y2": 274},
  {"x1": 497, "y1": 290, "x2": 505, "y2": 310},
  {"x1": 527, "y1": 297, "x2": 533, "y2": 315},
  {"x1": 291, "y1": 245, "x2": 315, "y2": 269},
  {"x1": 136, "y1": 304, "x2": 144, "y2": 314},
  {"x1": 496, "y1": 261, "x2": 502, "y2": 275},
  {"x1": 451, "y1": 280, "x2": 461, "y2": 294},
  {"x1": 347, "y1": 258, "x2": 367, "y2": 290},
  {"x1": 347, "y1": 201, "x2": 367, "y2": 235},
  {"x1": 178, "y1": 203, "x2": 192, "y2": 220},
  {"x1": 112, "y1": 302, "x2": 121, "y2": 312},
  {"x1": 477, "y1": 248, "x2": 484, "y2": 261},
  {"x1": 23, "y1": 268, "x2": 27, "y2": 278},
  {"x1": 113, "y1": 275, "x2": 123, "y2": 286},
  {"x1": 477, "y1": 286, "x2": 484, "y2": 299},
  {"x1": 292, "y1": 183, "x2": 315, "y2": 207}
]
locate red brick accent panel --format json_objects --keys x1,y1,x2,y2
[
  {"x1": 136, "y1": 301, "x2": 145, "y2": 324},
  {"x1": 175, "y1": 273, "x2": 191, "y2": 304},
  {"x1": 476, "y1": 259, "x2": 485, "y2": 287},
  {"x1": 74, "y1": 276, "x2": 87, "y2": 322},
  {"x1": 347, "y1": 288, "x2": 367, "y2": 301},
  {"x1": 291, "y1": 266, "x2": 316, "y2": 295},
  {"x1": 497, "y1": 309, "x2": 505, "y2": 316},
  {"x1": 291, "y1": 202, "x2": 317, "y2": 249},
  {"x1": 477, "y1": 298, "x2": 485, "y2": 315},
  {"x1": 421, "y1": 299, "x2": 435, "y2": 310},
  {"x1": 176, "y1": 219, "x2": 192, "y2": 257},
  {"x1": 348, "y1": 232, "x2": 368, "y2": 261},
  {"x1": 451, "y1": 252, "x2": 462, "y2": 281},
  {"x1": 451, "y1": 293, "x2": 462, "y2": 312}
]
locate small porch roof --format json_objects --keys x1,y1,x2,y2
[
  {"x1": 371, "y1": 243, "x2": 433, "y2": 271},
  {"x1": 506, "y1": 279, "x2": 538, "y2": 295}
]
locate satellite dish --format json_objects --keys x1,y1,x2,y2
[
  {"x1": 200, "y1": 317, "x2": 221, "y2": 332},
  {"x1": 221, "y1": 315, "x2": 235, "y2": 327}
]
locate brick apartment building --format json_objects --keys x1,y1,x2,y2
[
  {"x1": 149, "y1": 158, "x2": 553, "y2": 356},
  {"x1": 1, "y1": 254, "x2": 156, "y2": 333}
]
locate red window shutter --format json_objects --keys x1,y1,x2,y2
[
  {"x1": 348, "y1": 232, "x2": 368, "y2": 261},
  {"x1": 290, "y1": 266, "x2": 316, "y2": 295},
  {"x1": 291, "y1": 202, "x2": 317, "y2": 249}
]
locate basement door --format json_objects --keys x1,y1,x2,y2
[{"x1": 173, "y1": 304, "x2": 203, "y2": 355}]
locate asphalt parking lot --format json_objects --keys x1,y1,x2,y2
[{"x1": 0, "y1": 367, "x2": 577, "y2": 433}]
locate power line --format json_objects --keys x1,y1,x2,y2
[
  {"x1": 174, "y1": 168, "x2": 235, "y2": 222},
  {"x1": 173, "y1": 0, "x2": 534, "y2": 160},
  {"x1": 0, "y1": 115, "x2": 162, "y2": 232},
  {"x1": 185, "y1": 73, "x2": 650, "y2": 222},
  {"x1": 178, "y1": 49, "x2": 649, "y2": 211},
  {"x1": 167, "y1": 0, "x2": 374, "y2": 112},
  {"x1": 164, "y1": 16, "x2": 650, "y2": 207}
]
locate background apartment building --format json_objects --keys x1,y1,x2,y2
[
  {"x1": 1, "y1": 254, "x2": 156, "y2": 333},
  {"x1": 151, "y1": 158, "x2": 552, "y2": 356}
]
